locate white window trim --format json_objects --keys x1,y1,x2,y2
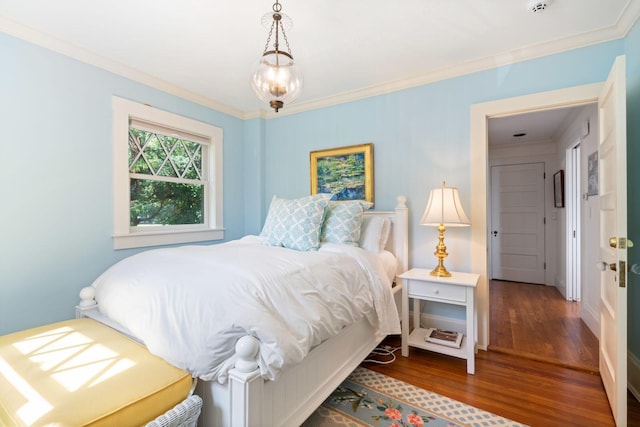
[{"x1": 112, "y1": 96, "x2": 224, "y2": 249}]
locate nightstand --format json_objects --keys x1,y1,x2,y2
[{"x1": 400, "y1": 268, "x2": 479, "y2": 374}]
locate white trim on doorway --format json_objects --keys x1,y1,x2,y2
[
  {"x1": 470, "y1": 83, "x2": 602, "y2": 349},
  {"x1": 565, "y1": 141, "x2": 582, "y2": 301}
]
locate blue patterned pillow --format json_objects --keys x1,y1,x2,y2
[
  {"x1": 260, "y1": 194, "x2": 332, "y2": 251},
  {"x1": 321, "y1": 201, "x2": 373, "y2": 246}
]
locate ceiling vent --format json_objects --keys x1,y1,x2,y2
[{"x1": 528, "y1": 0, "x2": 552, "y2": 13}]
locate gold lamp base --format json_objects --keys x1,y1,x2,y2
[{"x1": 430, "y1": 223, "x2": 452, "y2": 277}]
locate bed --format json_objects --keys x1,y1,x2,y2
[{"x1": 76, "y1": 195, "x2": 408, "y2": 427}]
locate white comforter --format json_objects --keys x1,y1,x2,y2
[{"x1": 92, "y1": 236, "x2": 400, "y2": 383}]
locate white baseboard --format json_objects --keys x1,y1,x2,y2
[
  {"x1": 629, "y1": 351, "x2": 640, "y2": 402},
  {"x1": 581, "y1": 302, "x2": 599, "y2": 340}
]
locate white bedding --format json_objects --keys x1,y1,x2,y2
[{"x1": 92, "y1": 236, "x2": 400, "y2": 383}]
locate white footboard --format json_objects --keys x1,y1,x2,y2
[{"x1": 197, "y1": 318, "x2": 384, "y2": 427}]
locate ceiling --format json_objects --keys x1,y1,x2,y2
[
  {"x1": 1, "y1": 0, "x2": 639, "y2": 117},
  {"x1": 488, "y1": 106, "x2": 581, "y2": 146}
]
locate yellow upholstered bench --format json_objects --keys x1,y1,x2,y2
[{"x1": 0, "y1": 318, "x2": 194, "y2": 427}]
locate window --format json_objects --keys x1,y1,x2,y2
[{"x1": 113, "y1": 97, "x2": 223, "y2": 249}]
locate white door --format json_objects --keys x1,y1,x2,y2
[
  {"x1": 598, "y1": 55, "x2": 627, "y2": 426},
  {"x1": 490, "y1": 163, "x2": 545, "y2": 284}
]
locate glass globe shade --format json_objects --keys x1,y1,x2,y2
[{"x1": 251, "y1": 51, "x2": 302, "y2": 112}]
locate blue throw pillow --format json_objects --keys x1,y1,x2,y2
[
  {"x1": 321, "y1": 201, "x2": 373, "y2": 246},
  {"x1": 260, "y1": 194, "x2": 332, "y2": 251}
]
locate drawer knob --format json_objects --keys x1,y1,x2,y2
[{"x1": 433, "y1": 289, "x2": 439, "y2": 294}]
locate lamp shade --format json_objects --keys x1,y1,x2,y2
[{"x1": 420, "y1": 185, "x2": 470, "y2": 227}]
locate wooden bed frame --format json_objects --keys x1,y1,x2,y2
[{"x1": 77, "y1": 197, "x2": 408, "y2": 427}]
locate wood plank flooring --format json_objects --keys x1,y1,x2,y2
[
  {"x1": 363, "y1": 338, "x2": 615, "y2": 426},
  {"x1": 489, "y1": 280, "x2": 599, "y2": 372},
  {"x1": 360, "y1": 280, "x2": 640, "y2": 426}
]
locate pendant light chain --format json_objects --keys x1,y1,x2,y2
[
  {"x1": 263, "y1": 20, "x2": 275, "y2": 54},
  {"x1": 280, "y1": 21, "x2": 293, "y2": 56},
  {"x1": 261, "y1": 0, "x2": 293, "y2": 57}
]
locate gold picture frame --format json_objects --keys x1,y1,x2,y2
[{"x1": 310, "y1": 143, "x2": 374, "y2": 203}]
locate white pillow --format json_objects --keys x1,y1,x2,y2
[
  {"x1": 260, "y1": 194, "x2": 332, "y2": 251},
  {"x1": 379, "y1": 250, "x2": 399, "y2": 284},
  {"x1": 321, "y1": 201, "x2": 373, "y2": 246},
  {"x1": 359, "y1": 216, "x2": 391, "y2": 253}
]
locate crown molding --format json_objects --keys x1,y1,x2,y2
[
  {"x1": 0, "y1": 16, "x2": 245, "y2": 119},
  {"x1": 618, "y1": 0, "x2": 640, "y2": 36},
  {"x1": 267, "y1": 6, "x2": 640, "y2": 119},
  {"x1": 2, "y1": 4, "x2": 639, "y2": 121}
]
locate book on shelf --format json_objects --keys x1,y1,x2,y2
[{"x1": 424, "y1": 328, "x2": 463, "y2": 348}]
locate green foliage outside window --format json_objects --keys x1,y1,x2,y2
[{"x1": 128, "y1": 128, "x2": 205, "y2": 226}]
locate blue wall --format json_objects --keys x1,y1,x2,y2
[
  {"x1": 259, "y1": 41, "x2": 624, "y2": 272},
  {"x1": 1, "y1": 22, "x2": 637, "y2": 364},
  {"x1": 0, "y1": 34, "x2": 247, "y2": 335}
]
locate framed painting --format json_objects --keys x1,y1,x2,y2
[
  {"x1": 310, "y1": 143, "x2": 374, "y2": 203},
  {"x1": 554, "y1": 170, "x2": 565, "y2": 208}
]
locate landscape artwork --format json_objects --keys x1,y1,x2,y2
[{"x1": 310, "y1": 143, "x2": 374, "y2": 203}]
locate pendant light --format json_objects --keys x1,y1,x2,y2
[{"x1": 251, "y1": 0, "x2": 302, "y2": 113}]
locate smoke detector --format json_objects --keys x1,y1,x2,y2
[{"x1": 528, "y1": 0, "x2": 552, "y2": 13}]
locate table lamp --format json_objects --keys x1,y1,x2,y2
[{"x1": 420, "y1": 181, "x2": 471, "y2": 277}]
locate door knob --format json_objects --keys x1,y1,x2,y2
[
  {"x1": 492, "y1": 231, "x2": 498, "y2": 237},
  {"x1": 597, "y1": 261, "x2": 618, "y2": 271},
  {"x1": 609, "y1": 237, "x2": 634, "y2": 248}
]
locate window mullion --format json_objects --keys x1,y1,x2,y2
[
  {"x1": 156, "y1": 133, "x2": 176, "y2": 177},
  {"x1": 185, "y1": 143, "x2": 202, "y2": 180},
  {"x1": 165, "y1": 139, "x2": 182, "y2": 178},
  {"x1": 128, "y1": 132, "x2": 145, "y2": 169},
  {"x1": 130, "y1": 173, "x2": 204, "y2": 186}
]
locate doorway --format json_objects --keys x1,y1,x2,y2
[
  {"x1": 486, "y1": 108, "x2": 591, "y2": 370},
  {"x1": 469, "y1": 82, "x2": 603, "y2": 350},
  {"x1": 471, "y1": 59, "x2": 629, "y2": 424}
]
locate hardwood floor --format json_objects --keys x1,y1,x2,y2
[
  {"x1": 360, "y1": 280, "x2": 640, "y2": 426},
  {"x1": 363, "y1": 338, "x2": 615, "y2": 426},
  {"x1": 489, "y1": 280, "x2": 599, "y2": 372}
]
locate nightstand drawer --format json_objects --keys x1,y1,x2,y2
[{"x1": 407, "y1": 280, "x2": 466, "y2": 303}]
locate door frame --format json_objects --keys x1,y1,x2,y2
[
  {"x1": 566, "y1": 141, "x2": 582, "y2": 301},
  {"x1": 470, "y1": 82, "x2": 602, "y2": 349}
]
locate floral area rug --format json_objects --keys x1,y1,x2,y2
[{"x1": 302, "y1": 367, "x2": 528, "y2": 427}]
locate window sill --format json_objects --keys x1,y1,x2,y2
[{"x1": 113, "y1": 228, "x2": 225, "y2": 250}]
